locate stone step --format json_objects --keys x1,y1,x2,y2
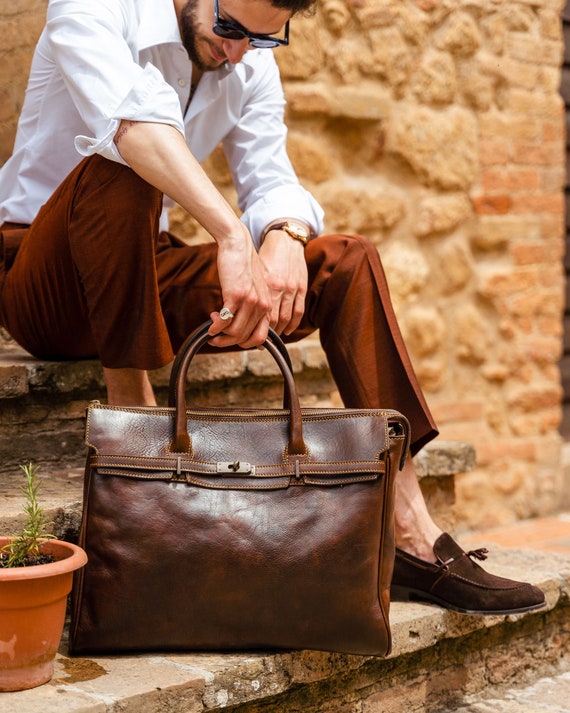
[
  {"x1": 449, "y1": 670, "x2": 570, "y2": 712},
  {"x1": 1, "y1": 542, "x2": 568, "y2": 713}
]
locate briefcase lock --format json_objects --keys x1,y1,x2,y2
[{"x1": 217, "y1": 461, "x2": 256, "y2": 475}]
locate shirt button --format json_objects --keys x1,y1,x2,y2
[{"x1": 178, "y1": 78, "x2": 186, "y2": 87}]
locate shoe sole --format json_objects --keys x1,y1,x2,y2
[{"x1": 390, "y1": 584, "x2": 547, "y2": 616}]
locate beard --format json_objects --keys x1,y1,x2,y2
[{"x1": 179, "y1": 0, "x2": 217, "y2": 71}]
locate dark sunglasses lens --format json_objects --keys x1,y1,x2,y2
[
  {"x1": 249, "y1": 38, "x2": 280, "y2": 48},
  {"x1": 213, "y1": 23, "x2": 246, "y2": 41}
]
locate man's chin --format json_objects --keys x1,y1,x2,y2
[
  {"x1": 207, "y1": 43, "x2": 227, "y2": 66},
  {"x1": 191, "y1": 52, "x2": 225, "y2": 72}
]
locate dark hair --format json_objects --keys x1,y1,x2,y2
[{"x1": 270, "y1": 0, "x2": 317, "y2": 16}]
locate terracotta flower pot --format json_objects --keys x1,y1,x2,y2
[{"x1": 0, "y1": 537, "x2": 87, "y2": 692}]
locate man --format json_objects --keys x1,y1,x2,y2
[{"x1": 0, "y1": 0, "x2": 545, "y2": 615}]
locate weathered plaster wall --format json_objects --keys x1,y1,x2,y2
[{"x1": 1, "y1": 0, "x2": 567, "y2": 530}]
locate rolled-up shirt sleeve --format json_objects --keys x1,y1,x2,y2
[
  {"x1": 74, "y1": 63, "x2": 185, "y2": 162},
  {"x1": 46, "y1": 0, "x2": 184, "y2": 164}
]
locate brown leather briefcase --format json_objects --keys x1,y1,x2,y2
[{"x1": 69, "y1": 322, "x2": 410, "y2": 656}]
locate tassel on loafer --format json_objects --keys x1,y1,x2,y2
[{"x1": 391, "y1": 533, "x2": 546, "y2": 615}]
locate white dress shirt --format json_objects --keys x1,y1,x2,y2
[{"x1": 0, "y1": 0, "x2": 324, "y2": 247}]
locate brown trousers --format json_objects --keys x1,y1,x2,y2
[{"x1": 0, "y1": 155, "x2": 437, "y2": 454}]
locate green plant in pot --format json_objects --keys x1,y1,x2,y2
[{"x1": 0, "y1": 463, "x2": 87, "y2": 692}]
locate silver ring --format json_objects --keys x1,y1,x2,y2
[{"x1": 219, "y1": 307, "x2": 235, "y2": 320}]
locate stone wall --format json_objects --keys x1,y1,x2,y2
[
  {"x1": 0, "y1": 1, "x2": 47, "y2": 166},
  {"x1": 1, "y1": 0, "x2": 568, "y2": 531}
]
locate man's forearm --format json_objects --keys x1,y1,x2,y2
[{"x1": 113, "y1": 119, "x2": 246, "y2": 246}]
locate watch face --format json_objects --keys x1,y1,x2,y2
[{"x1": 286, "y1": 223, "x2": 309, "y2": 240}]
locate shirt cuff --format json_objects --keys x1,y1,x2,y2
[
  {"x1": 242, "y1": 184, "x2": 325, "y2": 250},
  {"x1": 75, "y1": 120, "x2": 126, "y2": 164}
]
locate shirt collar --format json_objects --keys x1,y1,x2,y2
[{"x1": 137, "y1": 0, "x2": 235, "y2": 78}]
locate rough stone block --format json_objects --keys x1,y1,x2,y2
[
  {"x1": 415, "y1": 440, "x2": 477, "y2": 479},
  {"x1": 0, "y1": 363, "x2": 28, "y2": 398}
]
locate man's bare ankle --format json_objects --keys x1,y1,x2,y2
[
  {"x1": 103, "y1": 367, "x2": 157, "y2": 406},
  {"x1": 394, "y1": 509, "x2": 442, "y2": 562},
  {"x1": 395, "y1": 532, "x2": 440, "y2": 563}
]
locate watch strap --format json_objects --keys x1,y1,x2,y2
[{"x1": 260, "y1": 220, "x2": 312, "y2": 246}]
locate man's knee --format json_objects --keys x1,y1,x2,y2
[
  {"x1": 75, "y1": 155, "x2": 163, "y2": 216},
  {"x1": 307, "y1": 232, "x2": 380, "y2": 271},
  {"x1": 68, "y1": 155, "x2": 163, "y2": 227}
]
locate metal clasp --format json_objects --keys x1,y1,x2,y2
[{"x1": 217, "y1": 461, "x2": 255, "y2": 475}]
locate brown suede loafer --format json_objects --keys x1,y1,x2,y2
[{"x1": 391, "y1": 533, "x2": 546, "y2": 615}]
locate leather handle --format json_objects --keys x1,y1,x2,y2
[{"x1": 168, "y1": 321, "x2": 307, "y2": 456}]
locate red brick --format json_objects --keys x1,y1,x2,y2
[
  {"x1": 538, "y1": 264, "x2": 565, "y2": 288},
  {"x1": 479, "y1": 266, "x2": 540, "y2": 298},
  {"x1": 472, "y1": 194, "x2": 511, "y2": 214},
  {"x1": 511, "y1": 142, "x2": 564, "y2": 166},
  {"x1": 542, "y1": 119, "x2": 564, "y2": 142},
  {"x1": 510, "y1": 241, "x2": 561, "y2": 265},
  {"x1": 540, "y1": 167, "x2": 566, "y2": 192},
  {"x1": 429, "y1": 401, "x2": 485, "y2": 424},
  {"x1": 462, "y1": 516, "x2": 570, "y2": 550},
  {"x1": 510, "y1": 193, "x2": 564, "y2": 214},
  {"x1": 479, "y1": 138, "x2": 510, "y2": 165},
  {"x1": 540, "y1": 213, "x2": 565, "y2": 239},
  {"x1": 475, "y1": 439, "x2": 537, "y2": 467},
  {"x1": 435, "y1": 422, "x2": 488, "y2": 444},
  {"x1": 480, "y1": 168, "x2": 539, "y2": 192},
  {"x1": 476, "y1": 215, "x2": 541, "y2": 241}
]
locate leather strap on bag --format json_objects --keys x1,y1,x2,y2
[{"x1": 168, "y1": 321, "x2": 308, "y2": 457}]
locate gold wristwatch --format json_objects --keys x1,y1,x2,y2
[{"x1": 265, "y1": 220, "x2": 310, "y2": 246}]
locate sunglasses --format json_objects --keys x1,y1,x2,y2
[{"x1": 212, "y1": 0, "x2": 290, "y2": 48}]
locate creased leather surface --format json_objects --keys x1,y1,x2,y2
[{"x1": 70, "y1": 327, "x2": 409, "y2": 657}]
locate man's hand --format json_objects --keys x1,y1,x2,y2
[
  {"x1": 208, "y1": 225, "x2": 273, "y2": 349},
  {"x1": 257, "y1": 229, "x2": 308, "y2": 336}
]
